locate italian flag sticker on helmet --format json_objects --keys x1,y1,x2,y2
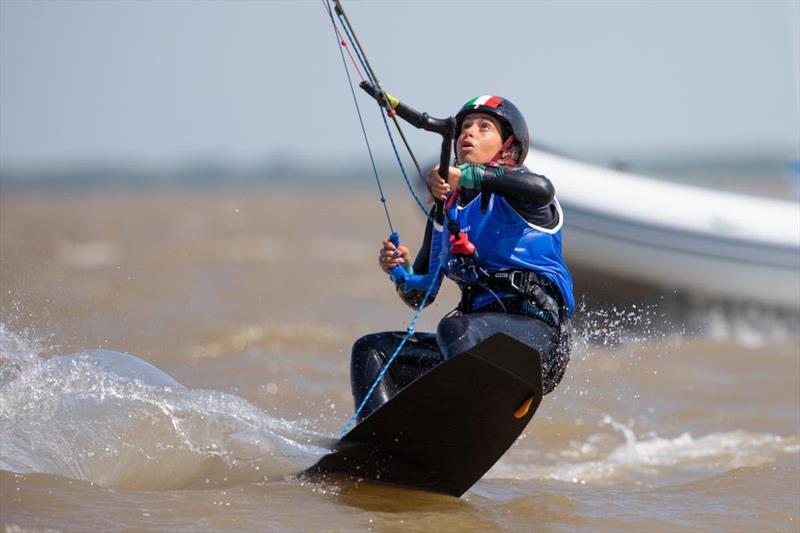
[{"x1": 463, "y1": 95, "x2": 504, "y2": 109}]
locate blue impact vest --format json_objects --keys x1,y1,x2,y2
[{"x1": 443, "y1": 193, "x2": 575, "y2": 317}]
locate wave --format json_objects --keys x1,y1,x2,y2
[
  {"x1": 0, "y1": 324, "x2": 330, "y2": 490},
  {"x1": 491, "y1": 415, "x2": 799, "y2": 485}
]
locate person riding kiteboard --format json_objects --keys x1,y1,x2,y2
[{"x1": 351, "y1": 95, "x2": 574, "y2": 421}]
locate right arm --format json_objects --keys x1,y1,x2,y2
[{"x1": 378, "y1": 212, "x2": 442, "y2": 309}]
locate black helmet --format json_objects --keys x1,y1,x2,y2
[{"x1": 454, "y1": 95, "x2": 529, "y2": 164}]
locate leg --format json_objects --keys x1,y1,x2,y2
[
  {"x1": 350, "y1": 331, "x2": 441, "y2": 421},
  {"x1": 436, "y1": 312, "x2": 571, "y2": 395}
]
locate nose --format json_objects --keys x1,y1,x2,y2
[{"x1": 461, "y1": 123, "x2": 477, "y2": 138}]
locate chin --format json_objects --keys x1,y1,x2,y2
[{"x1": 460, "y1": 154, "x2": 485, "y2": 165}]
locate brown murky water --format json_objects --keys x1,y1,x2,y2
[{"x1": 1, "y1": 189, "x2": 798, "y2": 532}]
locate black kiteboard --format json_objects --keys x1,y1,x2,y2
[{"x1": 306, "y1": 333, "x2": 543, "y2": 497}]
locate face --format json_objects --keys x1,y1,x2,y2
[{"x1": 456, "y1": 113, "x2": 504, "y2": 164}]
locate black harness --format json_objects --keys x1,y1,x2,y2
[{"x1": 447, "y1": 255, "x2": 564, "y2": 327}]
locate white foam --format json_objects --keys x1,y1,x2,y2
[{"x1": 492, "y1": 415, "x2": 798, "y2": 485}]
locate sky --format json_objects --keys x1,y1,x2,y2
[{"x1": 1, "y1": 0, "x2": 798, "y2": 168}]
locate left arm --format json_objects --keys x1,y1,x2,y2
[
  {"x1": 462, "y1": 165, "x2": 554, "y2": 206},
  {"x1": 428, "y1": 164, "x2": 559, "y2": 228}
]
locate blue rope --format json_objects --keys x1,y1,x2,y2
[
  {"x1": 325, "y1": 0, "x2": 393, "y2": 232},
  {"x1": 335, "y1": 10, "x2": 430, "y2": 218},
  {"x1": 328, "y1": 1, "x2": 443, "y2": 435},
  {"x1": 375, "y1": 103, "x2": 430, "y2": 216},
  {"x1": 341, "y1": 264, "x2": 440, "y2": 436}
]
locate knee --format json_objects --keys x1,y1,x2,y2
[
  {"x1": 351, "y1": 334, "x2": 373, "y2": 358},
  {"x1": 351, "y1": 332, "x2": 386, "y2": 357},
  {"x1": 351, "y1": 332, "x2": 392, "y2": 373},
  {"x1": 350, "y1": 335, "x2": 372, "y2": 375}
]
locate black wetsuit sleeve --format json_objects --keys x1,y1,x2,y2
[
  {"x1": 481, "y1": 167, "x2": 560, "y2": 229},
  {"x1": 481, "y1": 168, "x2": 554, "y2": 206},
  {"x1": 411, "y1": 215, "x2": 434, "y2": 275},
  {"x1": 395, "y1": 213, "x2": 442, "y2": 309}
]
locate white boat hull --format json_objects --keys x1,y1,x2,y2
[{"x1": 526, "y1": 149, "x2": 800, "y2": 309}]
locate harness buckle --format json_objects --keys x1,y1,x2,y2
[
  {"x1": 510, "y1": 270, "x2": 526, "y2": 293},
  {"x1": 447, "y1": 254, "x2": 486, "y2": 285},
  {"x1": 493, "y1": 270, "x2": 536, "y2": 296}
]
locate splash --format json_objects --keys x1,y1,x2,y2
[
  {"x1": 0, "y1": 325, "x2": 330, "y2": 490},
  {"x1": 0, "y1": 322, "x2": 46, "y2": 384},
  {"x1": 573, "y1": 299, "x2": 678, "y2": 349},
  {"x1": 565, "y1": 300, "x2": 681, "y2": 401},
  {"x1": 572, "y1": 293, "x2": 799, "y2": 351}
]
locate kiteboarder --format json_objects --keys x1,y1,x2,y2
[{"x1": 351, "y1": 95, "x2": 574, "y2": 421}]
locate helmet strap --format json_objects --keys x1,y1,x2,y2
[{"x1": 489, "y1": 135, "x2": 517, "y2": 167}]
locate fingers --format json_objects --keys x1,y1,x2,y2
[
  {"x1": 433, "y1": 179, "x2": 453, "y2": 200},
  {"x1": 379, "y1": 240, "x2": 407, "y2": 272},
  {"x1": 427, "y1": 165, "x2": 462, "y2": 201},
  {"x1": 447, "y1": 166, "x2": 462, "y2": 188},
  {"x1": 425, "y1": 165, "x2": 440, "y2": 187},
  {"x1": 430, "y1": 177, "x2": 450, "y2": 201}
]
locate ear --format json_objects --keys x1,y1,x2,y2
[{"x1": 503, "y1": 144, "x2": 521, "y2": 164}]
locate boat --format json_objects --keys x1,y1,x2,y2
[{"x1": 526, "y1": 148, "x2": 800, "y2": 310}]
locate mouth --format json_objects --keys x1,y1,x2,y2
[{"x1": 460, "y1": 141, "x2": 475, "y2": 152}]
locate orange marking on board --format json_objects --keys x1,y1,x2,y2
[{"x1": 514, "y1": 396, "x2": 534, "y2": 419}]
